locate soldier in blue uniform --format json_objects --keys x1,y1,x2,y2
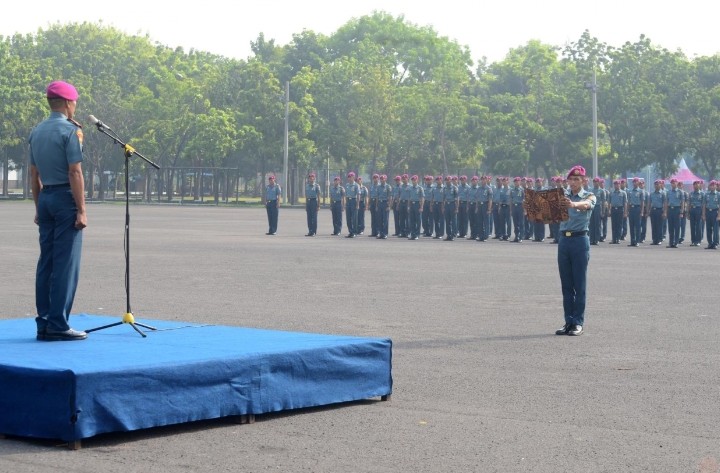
[
  {"x1": 509, "y1": 177, "x2": 525, "y2": 242},
  {"x1": 524, "y1": 178, "x2": 535, "y2": 240},
  {"x1": 443, "y1": 175, "x2": 459, "y2": 240},
  {"x1": 703, "y1": 180, "x2": 720, "y2": 249},
  {"x1": 391, "y1": 176, "x2": 402, "y2": 236},
  {"x1": 304, "y1": 173, "x2": 321, "y2": 236},
  {"x1": 407, "y1": 175, "x2": 425, "y2": 240},
  {"x1": 688, "y1": 180, "x2": 705, "y2": 246},
  {"x1": 329, "y1": 176, "x2": 345, "y2": 235},
  {"x1": 467, "y1": 176, "x2": 480, "y2": 240},
  {"x1": 648, "y1": 180, "x2": 667, "y2": 245},
  {"x1": 495, "y1": 177, "x2": 510, "y2": 240},
  {"x1": 492, "y1": 177, "x2": 502, "y2": 238},
  {"x1": 376, "y1": 174, "x2": 392, "y2": 239},
  {"x1": 422, "y1": 175, "x2": 434, "y2": 236},
  {"x1": 608, "y1": 180, "x2": 628, "y2": 244},
  {"x1": 457, "y1": 175, "x2": 470, "y2": 238},
  {"x1": 678, "y1": 182, "x2": 688, "y2": 244},
  {"x1": 397, "y1": 174, "x2": 411, "y2": 237},
  {"x1": 665, "y1": 178, "x2": 683, "y2": 248},
  {"x1": 627, "y1": 177, "x2": 646, "y2": 246},
  {"x1": 619, "y1": 179, "x2": 629, "y2": 240},
  {"x1": 368, "y1": 174, "x2": 380, "y2": 237},
  {"x1": 555, "y1": 165, "x2": 596, "y2": 337},
  {"x1": 599, "y1": 178, "x2": 609, "y2": 242},
  {"x1": 265, "y1": 176, "x2": 281, "y2": 235},
  {"x1": 344, "y1": 172, "x2": 360, "y2": 237},
  {"x1": 432, "y1": 176, "x2": 445, "y2": 239},
  {"x1": 478, "y1": 176, "x2": 493, "y2": 241},
  {"x1": 357, "y1": 176, "x2": 368, "y2": 235},
  {"x1": 638, "y1": 178, "x2": 649, "y2": 243},
  {"x1": 29, "y1": 80, "x2": 88, "y2": 341}
]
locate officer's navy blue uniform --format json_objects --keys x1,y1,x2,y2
[
  {"x1": 29, "y1": 111, "x2": 84, "y2": 335},
  {"x1": 704, "y1": 189, "x2": 720, "y2": 249},
  {"x1": 666, "y1": 186, "x2": 683, "y2": 248},
  {"x1": 688, "y1": 187, "x2": 705, "y2": 245},
  {"x1": 329, "y1": 183, "x2": 345, "y2": 235},
  {"x1": 422, "y1": 180, "x2": 434, "y2": 236},
  {"x1": 265, "y1": 182, "x2": 281, "y2": 234},
  {"x1": 305, "y1": 180, "x2": 321, "y2": 235}
]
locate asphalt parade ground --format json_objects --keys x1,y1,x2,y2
[{"x1": 1, "y1": 201, "x2": 719, "y2": 473}]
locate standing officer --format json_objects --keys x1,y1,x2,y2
[
  {"x1": 478, "y1": 175, "x2": 494, "y2": 241},
  {"x1": 678, "y1": 182, "x2": 688, "y2": 244},
  {"x1": 533, "y1": 177, "x2": 547, "y2": 242},
  {"x1": 376, "y1": 174, "x2": 392, "y2": 239},
  {"x1": 357, "y1": 176, "x2": 368, "y2": 235},
  {"x1": 627, "y1": 177, "x2": 645, "y2": 246},
  {"x1": 638, "y1": 178, "x2": 649, "y2": 243},
  {"x1": 703, "y1": 180, "x2": 720, "y2": 249},
  {"x1": 509, "y1": 177, "x2": 525, "y2": 242},
  {"x1": 432, "y1": 176, "x2": 445, "y2": 239},
  {"x1": 608, "y1": 179, "x2": 628, "y2": 244},
  {"x1": 665, "y1": 178, "x2": 683, "y2": 248},
  {"x1": 305, "y1": 173, "x2": 321, "y2": 236},
  {"x1": 599, "y1": 178, "x2": 609, "y2": 242},
  {"x1": 422, "y1": 175, "x2": 435, "y2": 237},
  {"x1": 368, "y1": 173, "x2": 380, "y2": 237},
  {"x1": 329, "y1": 176, "x2": 345, "y2": 235},
  {"x1": 344, "y1": 172, "x2": 360, "y2": 237},
  {"x1": 619, "y1": 179, "x2": 629, "y2": 240},
  {"x1": 407, "y1": 175, "x2": 425, "y2": 240},
  {"x1": 29, "y1": 80, "x2": 88, "y2": 341},
  {"x1": 467, "y1": 176, "x2": 480, "y2": 240},
  {"x1": 649, "y1": 180, "x2": 667, "y2": 245},
  {"x1": 495, "y1": 177, "x2": 510, "y2": 240},
  {"x1": 555, "y1": 165, "x2": 596, "y2": 337},
  {"x1": 524, "y1": 178, "x2": 535, "y2": 240},
  {"x1": 492, "y1": 177, "x2": 502, "y2": 238},
  {"x1": 688, "y1": 180, "x2": 705, "y2": 246},
  {"x1": 265, "y1": 175, "x2": 281, "y2": 235},
  {"x1": 397, "y1": 174, "x2": 411, "y2": 237},
  {"x1": 443, "y1": 175, "x2": 459, "y2": 240},
  {"x1": 391, "y1": 176, "x2": 402, "y2": 236},
  {"x1": 457, "y1": 175, "x2": 470, "y2": 238},
  {"x1": 589, "y1": 177, "x2": 603, "y2": 245}
]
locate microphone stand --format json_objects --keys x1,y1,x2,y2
[{"x1": 85, "y1": 123, "x2": 160, "y2": 337}]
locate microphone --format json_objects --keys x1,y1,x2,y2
[{"x1": 88, "y1": 114, "x2": 112, "y2": 130}]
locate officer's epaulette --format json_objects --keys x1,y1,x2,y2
[{"x1": 67, "y1": 117, "x2": 83, "y2": 129}]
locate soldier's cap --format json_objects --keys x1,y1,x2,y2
[
  {"x1": 46, "y1": 80, "x2": 78, "y2": 101},
  {"x1": 710, "y1": 180, "x2": 717, "y2": 185},
  {"x1": 308, "y1": 173, "x2": 315, "y2": 178},
  {"x1": 593, "y1": 177, "x2": 601, "y2": 182},
  {"x1": 435, "y1": 176, "x2": 443, "y2": 181},
  {"x1": 394, "y1": 175, "x2": 401, "y2": 181},
  {"x1": 527, "y1": 177, "x2": 534, "y2": 182},
  {"x1": 334, "y1": 176, "x2": 341, "y2": 181},
  {"x1": 502, "y1": 176, "x2": 509, "y2": 180},
  {"x1": 513, "y1": 176, "x2": 521, "y2": 181},
  {"x1": 536, "y1": 177, "x2": 544, "y2": 181},
  {"x1": 411, "y1": 175, "x2": 418, "y2": 180},
  {"x1": 424, "y1": 175, "x2": 432, "y2": 180},
  {"x1": 471, "y1": 176, "x2": 479, "y2": 181},
  {"x1": 347, "y1": 171, "x2": 355, "y2": 178},
  {"x1": 402, "y1": 173, "x2": 409, "y2": 179},
  {"x1": 567, "y1": 165, "x2": 586, "y2": 179},
  {"x1": 460, "y1": 175, "x2": 467, "y2": 180},
  {"x1": 670, "y1": 178, "x2": 679, "y2": 183},
  {"x1": 520, "y1": 176, "x2": 527, "y2": 181},
  {"x1": 452, "y1": 176, "x2": 458, "y2": 180},
  {"x1": 268, "y1": 175, "x2": 275, "y2": 180},
  {"x1": 613, "y1": 179, "x2": 620, "y2": 184},
  {"x1": 372, "y1": 173, "x2": 379, "y2": 179},
  {"x1": 380, "y1": 174, "x2": 387, "y2": 179},
  {"x1": 620, "y1": 178, "x2": 627, "y2": 183},
  {"x1": 632, "y1": 177, "x2": 640, "y2": 182},
  {"x1": 445, "y1": 175, "x2": 452, "y2": 180}
]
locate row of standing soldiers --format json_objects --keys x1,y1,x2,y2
[{"x1": 308, "y1": 173, "x2": 720, "y2": 248}]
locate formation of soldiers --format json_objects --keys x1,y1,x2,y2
[{"x1": 299, "y1": 172, "x2": 720, "y2": 248}]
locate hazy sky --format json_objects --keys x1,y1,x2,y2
[{"x1": 1, "y1": 0, "x2": 717, "y2": 63}]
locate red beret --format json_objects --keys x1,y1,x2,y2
[
  {"x1": 46, "y1": 80, "x2": 78, "y2": 101},
  {"x1": 567, "y1": 165, "x2": 586, "y2": 179}
]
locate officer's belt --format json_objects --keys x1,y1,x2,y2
[
  {"x1": 562, "y1": 230, "x2": 588, "y2": 237},
  {"x1": 43, "y1": 183, "x2": 70, "y2": 189}
]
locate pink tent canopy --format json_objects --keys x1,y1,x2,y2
[{"x1": 666, "y1": 158, "x2": 703, "y2": 185}]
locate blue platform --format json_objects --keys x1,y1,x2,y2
[{"x1": 0, "y1": 315, "x2": 393, "y2": 443}]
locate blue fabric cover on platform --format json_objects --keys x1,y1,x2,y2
[{"x1": 0, "y1": 315, "x2": 393, "y2": 441}]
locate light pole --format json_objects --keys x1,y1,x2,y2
[
  {"x1": 283, "y1": 81, "x2": 289, "y2": 204},
  {"x1": 585, "y1": 70, "x2": 598, "y2": 178}
]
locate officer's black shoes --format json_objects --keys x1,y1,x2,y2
[
  {"x1": 346, "y1": 234, "x2": 355, "y2": 238},
  {"x1": 433, "y1": 236, "x2": 441, "y2": 239},
  {"x1": 444, "y1": 237, "x2": 454, "y2": 241},
  {"x1": 380, "y1": 235, "x2": 388, "y2": 239},
  {"x1": 41, "y1": 328, "x2": 88, "y2": 341},
  {"x1": 567, "y1": 325, "x2": 583, "y2": 336},
  {"x1": 555, "y1": 324, "x2": 571, "y2": 335}
]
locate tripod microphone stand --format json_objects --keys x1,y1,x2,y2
[{"x1": 85, "y1": 118, "x2": 160, "y2": 338}]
